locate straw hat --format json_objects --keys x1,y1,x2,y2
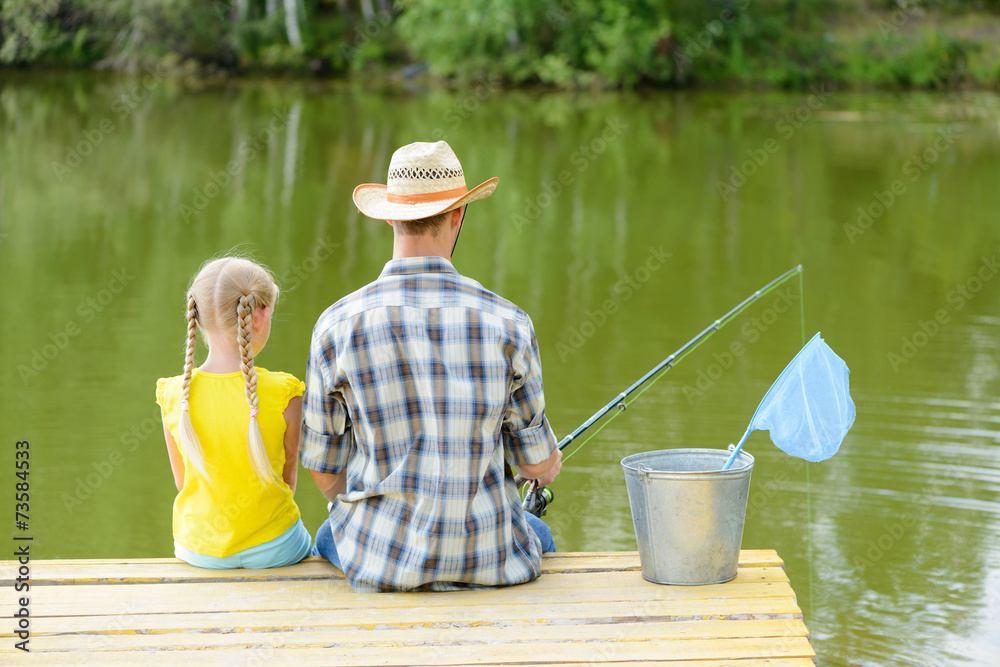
[{"x1": 352, "y1": 141, "x2": 499, "y2": 221}]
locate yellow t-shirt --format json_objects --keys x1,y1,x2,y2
[{"x1": 156, "y1": 368, "x2": 305, "y2": 557}]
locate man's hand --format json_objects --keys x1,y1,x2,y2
[
  {"x1": 517, "y1": 447, "x2": 562, "y2": 488},
  {"x1": 536, "y1": 448, "x2": 562, "y2": 487},
  {"x1": 309, "y1": 469, "x2": 347, "y2": 503}
]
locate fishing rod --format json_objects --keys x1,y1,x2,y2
[{"x1": 521, "y1": 264, "x2": 804, "y2": 517}]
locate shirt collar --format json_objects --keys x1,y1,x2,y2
[{"x1": 379, "y1": 255, "x2": 459, "y2": 279}]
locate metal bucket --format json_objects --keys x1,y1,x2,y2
[{"x1": 621, "y1": 448, "x2": 754, "y2": 585}]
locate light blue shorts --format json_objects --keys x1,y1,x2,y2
[{"x1": 174, "y1": 518, "x2": 312, "y2": 569}]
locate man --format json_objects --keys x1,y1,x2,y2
[{"x1": 302, "y1": 141, "x2": 561, "y2": 592}]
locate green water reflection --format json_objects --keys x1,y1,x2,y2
[{"x1": 2, "y1": 73, "x2": 999, "y2": 666}]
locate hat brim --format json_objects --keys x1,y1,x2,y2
[{"x1": 352, "y1": 177, "x2": 499, "y2": 222}]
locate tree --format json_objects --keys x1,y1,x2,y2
[{"x1": 284, "y1": 0, "x2": 302, "y2": 49}]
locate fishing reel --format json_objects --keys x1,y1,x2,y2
[{"x1": 521, "y1": 481, "x2": 555, "y2": 518}]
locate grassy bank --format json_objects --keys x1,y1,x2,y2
[{"x1": 1, "y1": 1, "x2": 998, "y2": 89}]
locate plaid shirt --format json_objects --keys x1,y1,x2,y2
[{"x1": 302, "y1": 256, "x2": 557, "y2": 592}]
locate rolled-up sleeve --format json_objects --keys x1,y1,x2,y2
[
  {"x1": 502, "y1": 319, "x2": 557, "y2": 467},
  {"x1": 301, "y1": 325, "x2": 353, "y2": 474}
]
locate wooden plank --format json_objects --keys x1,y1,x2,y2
[
  {"x1": 0, "y1": 551, "x2": 784, "y2": 586},
  {"x1": 12, "y1": 562, "x2": 787, "y2": 591},
  {"x1": 3, "y1": 560, "x2": 324, "y2": 588},
  {"x1": 2, "y1": 563, "x2": 788, "y2": 603},
  {"x1": 4, "y1": 566, "x2": 791, "y2": 613},
  {"x1": 5, "y1": 592, "x2": 801, "y2": 631},
  {"x1": 16, "y1": 594, "x2": 804, "y2": 636},
  {"x1": 22, "y1": 619, "x2": 808, "y2": 651},
  {"x1": 730, "y1": 550, "x2": 786, "y2": 568},
  {"x1": 540, "y1": 662, "x2": 816, "y2": 667},
  {"x1": 15, "y1": 558, "x2": 343, "y2": 586},
  {"x1": 0, "y1": 654, "x2": 817, "y2": 667},
  {"x1": 0, "y1": 549, "x2": 812, "y2": 665},
  {"x1": 16, "y1": 550, "x2": 781, "y2": 565},
  {"x1": 1, "y1": 555, "x2": 620, "y2": 585},
  {"x1": 10, "y1": 566, "x2": 789, "y2": 615},
  {"x1": 4, "y1": 578, "x2": 798, "y2": 618},
  {"x1": 0, "y1": 637, "x2": 815, "y2": 664}
]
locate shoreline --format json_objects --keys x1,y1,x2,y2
[
  {"x1": 2, "y1": 64, "x2": 998, "y2": 94},
  {"x1": 1, "y1": 5, "x2": 998, "y2": 92}
]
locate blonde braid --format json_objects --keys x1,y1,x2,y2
[
  {"x1": 238, "y1": 294, "x2": 280, "y2": 488},
  {"x1": 178, "y1": 294, "x2": 211, "y2": 481},
  {"x1": 181, "y1": 294, "x2": 198, "y2": 399}
]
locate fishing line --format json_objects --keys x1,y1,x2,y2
[
  {"x1": 520, "y1": 266, "x2": 809, "y2": 517},
  {"x1": 538, "y1": 265, "x2": 817, "y2": 623},
  {"x1": 561, "y1": 328, "x2": 715, "y2": 462},
  {"x1": 799, "y1": 267, "x2": 816, "y2": 624},
  {"x1": 560, "y1": 265, "x2": 806, "y2": 463}
]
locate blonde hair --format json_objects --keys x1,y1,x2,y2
[{"x1": 178, "y1": 256, "x2": 282, "y2": 488}]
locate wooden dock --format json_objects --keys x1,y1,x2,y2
[{"x1": 1, "y1": 550, "x2": 815, "y2": 665}]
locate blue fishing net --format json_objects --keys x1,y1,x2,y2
[{"x1": 745, "y1": 332, "x2": 856, "y2": 462}]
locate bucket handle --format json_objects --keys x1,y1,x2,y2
[{"x1": 637, "y1": 463, "x2": 653, "y2": 485}]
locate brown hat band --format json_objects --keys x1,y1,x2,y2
[{"x1": 386, "y1": 186, "x2": 469, "y2": 205}]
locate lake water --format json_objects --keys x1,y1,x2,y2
[{"x1": 2, "y1": 72, "x2": 999, "y2": 665}]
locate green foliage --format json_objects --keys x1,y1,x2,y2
[
  {"x1": 965, "y1": 39, "x2": 1000, "y2": 84},
  {"x1": 667, "y1": 1, "x2": 840, "y2": 87},
  {"x1": 1, "y1": 0, "x2": 64, "y2": 64},
  {"x1": 232, "y1": 10, "x2": 289, "y2": 67},
  {"x1": 336, "y1": 9, "x2": 407, "y2": 73},
  {"x1": 572, "y1": 1, "x2": 674, "y2": 86},
  {"x1": 0, "y1": 0, "x2": 997, "y2": 89},
  {"x1": 20, "y1": 0, "x2": 241, "y2": 72},
  {"x1": 395, "y1": 0, "x2": 673, "y2": 86},
  {"x1": 877, "y1": 0, "x2": 1000, "y2": 13},
  {"x1": 840, "y1": 31, "x2": 977, "y2": 87}
]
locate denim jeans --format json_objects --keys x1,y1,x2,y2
[{"x1": 311, "y1": 512, "x2": 556, "y2": 569}]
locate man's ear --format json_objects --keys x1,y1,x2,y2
[{"x1": 451, "y1": 207, "x2": 465, "y2": 228}]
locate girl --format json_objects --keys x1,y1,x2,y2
[{"x1": 156, "y1": 256, "x2": 311, "y2": 569}]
